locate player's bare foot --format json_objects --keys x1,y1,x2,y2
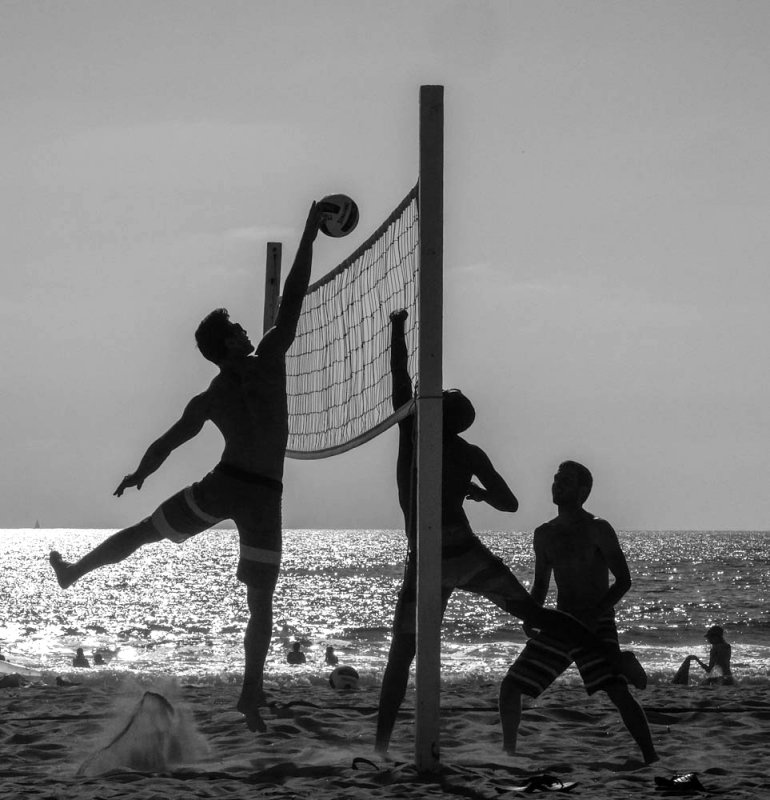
[
  {"x1": 620, "y1": 650, "x2": 648, "y2": 690},
  {"x1": 237, "y1": 686, "x2": 268, "y2": 732},
  {"x1": 49, "y1": 551, "x2": 75, "y2": 589},
  {"x1": 237, "y1": 696, "x2": 267, "y2": 732}
]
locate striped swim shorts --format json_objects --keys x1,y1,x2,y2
[
  {"x1": 148, "y1": 462, "x2": 283, "y2": 588},
  {"x1": 393, "y1": 528, "x2": 530, "y2": 635},
  {"x1": 505, "y1": 611, "x2": 624, "y2": 696}
]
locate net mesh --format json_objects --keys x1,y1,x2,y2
[{"x1": 285, "y1": 186, "x2": 419, "y2": 459}]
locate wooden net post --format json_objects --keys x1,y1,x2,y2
[
  {"x1": 415, "y1": 83, "x2": 444, "y2": 774},
  {"x1": 263, "y1": 242, "x2": 282, "y2": 333}
]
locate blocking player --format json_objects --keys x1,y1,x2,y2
[{"x1": 375, "y1": 311, "x2": 647, "y2": 753}]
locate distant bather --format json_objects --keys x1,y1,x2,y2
[{"x1": 672, "y1": 625, "x2": 734, "y2": 686}]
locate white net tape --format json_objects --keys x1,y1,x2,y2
[{"x1": 285, "y1": 186, "x2": 419, "y2": 458}]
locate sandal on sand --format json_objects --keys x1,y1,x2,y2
[
  {"x1": 654, "y1": 773, "x2": 707, "y2": 794},
  {"x1": 509, "y1": 774, "x2": 578, "y2": 793}
]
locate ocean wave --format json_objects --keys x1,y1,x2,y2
[{"x1": 20, "y1": 665, "x2": 770, "y2": 694}]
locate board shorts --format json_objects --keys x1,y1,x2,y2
[
  {"x1": 392, "y1": 525, "x2": 531, "y2": 636},
  {"x1": 146, "y1": 462, "x2": 283, "y2": 588},
  {"x1": 504, "y1": 610, "x2": 624, "y2": 697}
]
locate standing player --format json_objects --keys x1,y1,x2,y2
[
  {"x1": 375, "y1": 312, "x2": 646, "y2": 753},
  {"x1": 499, "y1": 461, "x2": 658, "y2": 763},
  {"x1": 50, "y1": 201, "x2": 327, "y2": 733}
]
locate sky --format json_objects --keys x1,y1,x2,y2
[{"x1": 2, "y1": 0, "x2": 769, "y2": 532}]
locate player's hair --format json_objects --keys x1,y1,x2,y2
[
  {"x1": 195, "y1": 308, "x2": 233, "y2": 365},
  {"x1": 559, "y1": 460, "x2": 593, "y2": 500},
  {"x1": 443, "y1": 389, "x2": 475, "y2": 434}
]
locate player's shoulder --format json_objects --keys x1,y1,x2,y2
[
  {"x1": 194, "y1": 374, "x2": 228, "y2": 406},
  {"x1": 202, "y1": 373, "x2": 226, "y2": 397},
  {"x1": 585, "y1": 512, "x2": 614, "y2": 532},
  {"x1": 194, "y1": 384, "x2": 216, "y2": 405},
  {"x1": 532, "y1": 520, "x2": 558, "y2": 557},
  {"x1": 583, "y1": 513, "x2": 619, "y2": 544},
  {"x1": 255, "y1": 329, "x2": 289, "y2": 362},
  {"x1": 533, "y1": 517, "x2": 559, "y2": 539},
  {"x1": 461, "y1": 439, "x2": 490, "y2": 464},
  {"x1": 459, "y1": 437, "x2": 479, "y2": 453}
]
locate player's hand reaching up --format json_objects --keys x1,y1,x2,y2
[{"x1": 302, "y1": 201, "x2": 325, "y2": 242}]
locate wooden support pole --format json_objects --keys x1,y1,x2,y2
[
  {"x1": 263, "y1": 242, "x2": 282, "y2": 333},
  {"x1": 415, "y1": 83, "x2": 444, "y2": 774}
]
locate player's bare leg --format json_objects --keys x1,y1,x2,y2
[
  {"x1": 375, "y1": 629, "x2": 416, "y2": 753},
  {"x1": 237, "y1": 584, "x2": 273, "y2": 732},
  {"x1": 604, "y1": 682, "x2": 658, "y2": 763},
  {"x1": 49, "y1": 520, "x2": 164, "y2": 589},
  {"x1": 499, "y1": 677, "x2": 524, "y2": 755}
]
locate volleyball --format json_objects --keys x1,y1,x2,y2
[
  {"x1": 319, "y1": 194, "x2": 359, "y2": 238},
  {"x1": 329, "y1": 665, "x2": 360, "y2": 690}
]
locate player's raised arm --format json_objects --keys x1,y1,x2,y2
[
  {"x1": 258, "y1": 202, "x2": 324, "y2": 357},
  {"x1": 389, "y1": 309, "x2": 412, "y2": 411},
  {"x1": 114, "y1": 393, "x2": 208, "y2": 496},
  {"x1": 466, "y1": 446, "x2": 519, "y2": 512}
]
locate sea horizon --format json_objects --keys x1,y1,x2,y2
[
  {"x1": 2, "y1": 528, "x2": 768, "y2": 688},
  {"x1": 9, "y1": 526, "x2": 770, "y2": 532}
]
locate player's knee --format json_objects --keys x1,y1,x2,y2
[
  {"x1": 499, "y1": 674, "x2": 521, "y2": 702},
  {"x1": 506, "y1": 595, "x2": 540, "y2": 624},
  {"x1": 603, "y1": 680, "x2": 632, "y2": 706},
  {"x1": 387, "y1": 632, "x2": 416, "y2": 664},
  {"x1": 246, "y1": 584, "x2": 274, "y2": 612},
  {"x1": 131, "y1": 519, "x2": 165, "y2": 546}
]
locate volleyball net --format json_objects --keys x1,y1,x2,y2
[
  {"x1": 283, "y1": 185, "x2": 420, "y2": 459},
  {"x1": 269, "y1": 86, "x2": 443, "y2": 772}
]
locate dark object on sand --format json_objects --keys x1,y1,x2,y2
[
  {"x1": 509, "y1": 774, "x2": 578, "y2": 793},
  {"x1": 654, "y1": 773, "x2": 707, "y2": 794}
]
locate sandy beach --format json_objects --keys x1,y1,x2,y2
[{"x1": 2, "y1": 672, "x2": 768, "y2": 799}]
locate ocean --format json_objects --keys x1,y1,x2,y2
[{"x1": 1, "y1": 529, "x2": 768, "y2": 689}]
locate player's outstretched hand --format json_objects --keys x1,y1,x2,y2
[
  {"x1": 390, "y1": 309, "x2": 408, "y2": 324},
  {"x1": 303, "y1": 200, "x2": 326, "y2": 241},
  {"x1": 114, "y1": 472, "x2": 144, "y2": 497}
]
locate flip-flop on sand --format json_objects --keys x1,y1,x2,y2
[
  {"x1": 509, "y1": 774, "x2": 578, "y2": 793},
  {"x1": 654, "y1": 773, "x2": 707, "y2": 794}
]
